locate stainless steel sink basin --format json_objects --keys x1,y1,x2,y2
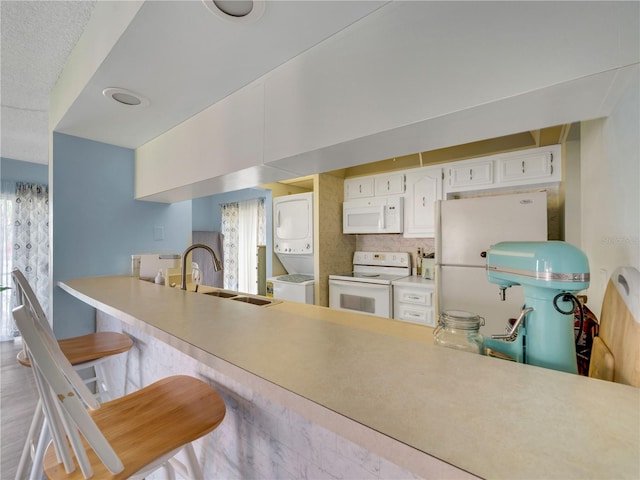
[
  {"x1": 203, "y1": 291, "x2": 238, "y2": 298},
  {"x1": 231, "y1": 296, "x2": 272, "y2": 306}
]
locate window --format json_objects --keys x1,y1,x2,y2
[
  {"x1": 221, "y1": 198, "x2": 266, "y2": 293},
  {"x1": 1, "y1": 182, "x2": 49, "y2": 339}
]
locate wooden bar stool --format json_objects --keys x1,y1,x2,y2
[
  {"x1": 11, "y1": 269, "x2": 134, "y2": 480},
  {"x1": 13, "y1": 304, "x2": 226, "y2": 479}
]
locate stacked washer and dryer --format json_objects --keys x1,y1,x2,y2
[{"x1": 267, "y1": 192, "x2": 315, "y2": 304}]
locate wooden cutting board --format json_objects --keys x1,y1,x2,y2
[
  {"x1": 589, "y1": 336, "x2": 614, "y2": 382},
  {"x1": 589, "y1": 267, "x2": 640, "y2": 387}
]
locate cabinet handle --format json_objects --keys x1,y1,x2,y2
[
  {"x1": 469, "y1": 168, "x2": 473, "y2": 180},
  {"x1": 359, "y1": 185, "x2": 362, "y2": 193},
  {"x1": 387, "y1": 180, "x2": 390, "y2": 190},
  {"x1": 522, "y1": 160, "x2": 525, "y2": 173},
  {"x1": 550, "y1": 164, "x2": 553, "y2": 175},
  {"x1": 422, "y1": 196, "x2": 425, "y2": 207}
]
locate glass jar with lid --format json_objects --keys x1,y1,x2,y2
[{"x1": 434, "y1": 310, "x2": 485, "y2": 354}]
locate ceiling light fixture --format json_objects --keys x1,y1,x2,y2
[
  {"x1": 102, "y1": 88, "x2": 150, "y2": 107},
  {"x1": 202, "y1": 0, "x2": 265, "y2": 24}
]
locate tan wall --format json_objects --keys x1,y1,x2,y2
[{"x1": 315, "y1": 173, "x2": 356, "y2": 306}]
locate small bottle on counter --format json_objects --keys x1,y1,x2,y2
[
  {"x1": 154, "y1": 269, "x2": 165, "y2": 285},
  {"x1": 416, "y1": 248, "x2": 422, "y2": 276},
  {"x1": 131, "y1": 255, "x2": 141, "y2": 277}
]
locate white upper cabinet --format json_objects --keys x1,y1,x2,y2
[
  {"x1": 403, "y1": 166, "x2": 443, "y2": 238},
  {"x1": 447, "y1": 161, "x2": 493, "y2": 190},
  {"x1": 497, "y1": 148, "x2": 559, "y2": 185},
  {"x1": 345, "y1": 172, "x2": 405, "y2": 200},
  {"x1": 375, "y1": 173, "x2": 405, "y2": 196},
  {"x1": 444, "y1": 145, "x2": 561, "y2": 195},
  {"x1": 344, "y1": 145, "x2": 561, "y2": 236},
  {"x1": 344, "y1": 177, "x2": 374, "y2": 199}
]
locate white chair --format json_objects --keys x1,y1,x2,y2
[
  {"x1": 12, "y1": 269, "x2": 133, "y2": 480},
  {"x1": 12, "y1": 304, "x2": 227, "y2": 479}
]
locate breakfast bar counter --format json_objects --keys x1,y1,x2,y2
[{"x1": 60, "y1": 276, "x2": 639, "y2": 479}]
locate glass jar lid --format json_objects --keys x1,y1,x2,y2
[{"x1": 439, "y1": 310, "x2": 485, "y2": 330}]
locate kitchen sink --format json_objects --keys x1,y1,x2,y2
[
  {"x1": 203, "y1": 291, "x2": 238, "y2": 298},
  {"x1": 231, "y1": 296, "x2": 272, "y2": 306}
]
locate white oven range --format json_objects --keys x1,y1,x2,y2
[{"x1": 329, "y1": 251, "x2": 410, "y2": 318}]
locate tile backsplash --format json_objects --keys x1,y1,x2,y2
[{"x1": 356, "y1": 235, "x2": 434, "y2": 270}]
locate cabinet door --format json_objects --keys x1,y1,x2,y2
[
  {"x1": 374, "y1": 173, "x2": 405, "y2": 196},
  {"x1": 448, "y1": 161, "x2": 493, "y2": 189},
  {"x1": 404, "y1": 167, "x2": 442, "y2": 238},
  {"x1": 344, "y1": 177, "x2": 374, "y2": 199},
  {"x1": 498, "y1": 151, "x2": 554, "y2": 183}
]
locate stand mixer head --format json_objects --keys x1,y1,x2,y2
[{"x1": 484, "y1": 241, "x2": 590, "y2": 374}]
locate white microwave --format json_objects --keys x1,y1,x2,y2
[{"x1": 343, "y1": 196, "x2": 403, "y2": 234}]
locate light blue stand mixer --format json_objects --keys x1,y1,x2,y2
[{"x1": 484, "y1": 241, "x2": 590, "y2": 374}]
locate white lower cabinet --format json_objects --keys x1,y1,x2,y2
[{"x1": 392, "y1": 278, "x2": 435, "y2": 327}]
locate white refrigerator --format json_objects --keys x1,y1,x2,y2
[{"x1": 435, "y1": 192, "x2": 548, "y2": 335}]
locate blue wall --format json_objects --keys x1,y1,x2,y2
[
  {"x1": 1, "y1": 157, "x2": 48, "y2": 185},
  {"x1": 52, "y1": 133, "x2": 192, "y2": 338},
  {"x1": 192, "y1": 187, "x2": 273, "y2": 276}
]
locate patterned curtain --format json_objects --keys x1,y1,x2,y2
[
  {"x1": 221, "y1": 198, "x2": 265, "y2": 293},
  {"x1": 221, "y1": 202, "x2": 239, "y2": 290},
  {"x1": 13, "y1": 183, "x2": 50, "y2": 313}
]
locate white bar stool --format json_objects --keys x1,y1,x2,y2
[
  {"x1": 13, "y1": 304, "x2": 226, "y2": 479},
  {"x1": 12, "y1": 269, "x2": 134, "y2": 480}
]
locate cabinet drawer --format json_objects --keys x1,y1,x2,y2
[
  {"x1": 395, "y1": 304, "x2": 435, "y2": 327},
  {"x1": 395, "y1": 288, "x2": 433, "y2": 306}
]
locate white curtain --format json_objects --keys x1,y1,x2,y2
[
  {"x1": 0, "y1": 182, "x2": 50, "y2": 340},
  {"x1": 0, "y1": 183, "x2": 14, "y2": 339},
  {"x1": 221, "y1": 198, "x2": 265, "y2": 293}
]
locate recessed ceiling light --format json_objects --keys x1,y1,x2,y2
[
  {"x1": 102, "y1": 88, "x2": 150, "y2": 107},
  {"x1": 202, "y1": 0, "x2": 265, "y2": 23}
]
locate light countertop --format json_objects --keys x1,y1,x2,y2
[
  {"x1": 60, "y1": 276, "x2": 640, "y2": 479},
  {"x1": 392, "y1": 275, "x2": 435, "y2": 287}
]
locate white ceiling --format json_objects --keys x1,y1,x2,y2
[
  {"x1": 1, "y1": 0, "x2": 96, "y2": 165},
  {"x1": 1, "y1": 0, "x2": 387, "y2": 165}
]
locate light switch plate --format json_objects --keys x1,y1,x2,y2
[{"x1": 153, "y1": 225, "x2": 165, "y2": 241}]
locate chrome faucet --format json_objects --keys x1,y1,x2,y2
[{"x1": 180, "y1": 243, "x2": 222, "y2": 290}]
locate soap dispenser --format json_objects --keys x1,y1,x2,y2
[{"x1": 416, "y1": 248, "x2": 423, "y2": 277}]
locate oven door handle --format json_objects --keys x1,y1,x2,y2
[{"x1": 329, "y1": 280, "x2": 389, "y2": 290}]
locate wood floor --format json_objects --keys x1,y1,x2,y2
[{"x1": 1, "y1": 338, "x2": 38, "y2": 480}]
